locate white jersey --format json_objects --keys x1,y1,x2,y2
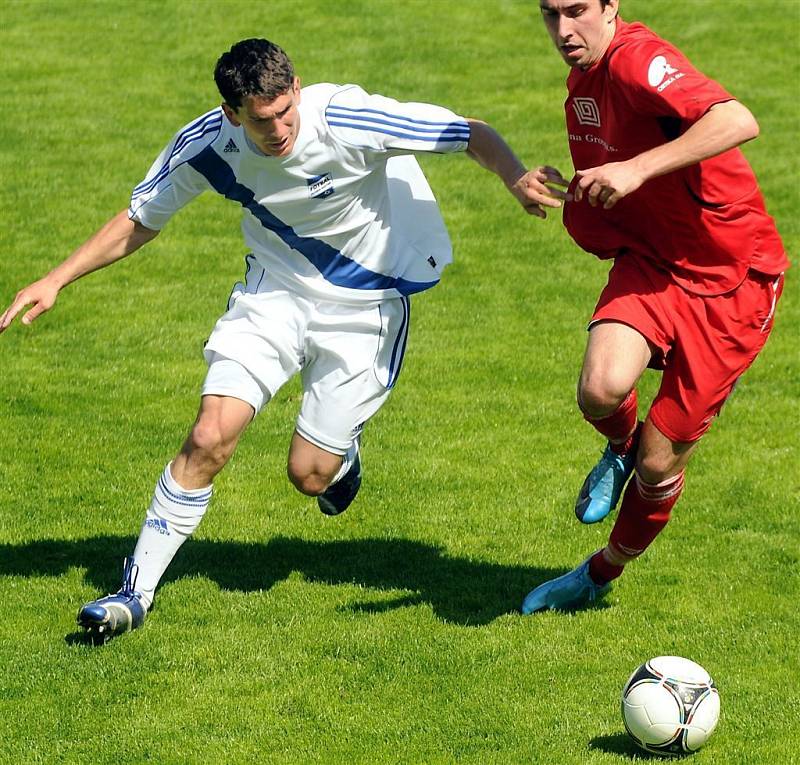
[{"x1": 128, "y1": 83, "x2": 470, "y2": 304}]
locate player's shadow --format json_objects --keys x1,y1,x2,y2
[{"x1": 0, "y1": 535, "x2": 566, "y2": 627}]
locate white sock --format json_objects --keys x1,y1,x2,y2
[
  {"x1": 131, "y1": 462, "x2": 212, "y2": 609},
  {"x1": 330, "y1": 439, "x2": 359, "y2": 486}
]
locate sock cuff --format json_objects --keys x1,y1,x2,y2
[
  {"x1": 157, "y1": 462, "x2": 213, "y2": 508},
  {"x1": 635, "y1": 471, "x2": 685, "y2": 501},
  {"x1": 580, "y1": 388, "x2": 637, "y2": 422}
]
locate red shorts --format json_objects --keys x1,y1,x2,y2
[{"x1": 592, "y1": 254, "x2": 784, "y2": 442}]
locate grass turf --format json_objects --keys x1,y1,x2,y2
[{"x1": 1, "y1": 1, "x2": 798, "y2": 763}]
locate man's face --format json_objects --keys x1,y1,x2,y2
[
  {"x1": 223, "y1": 77, "x2": 302, "y2": 157},
  {"x1": 540, "y1": 0, "x2": 618, "y2": 69}
]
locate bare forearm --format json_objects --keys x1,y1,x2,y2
[
  {"x1": 47, "y1": 210, "x2": 159, "y2": 289},
  {"x1": 465, "y1": 119, "x2": 569, "y2": 217},
  {"x1": 1, "y1": 210, "x2": 159, "y2": 332},
  {"x1": 466, "y1": 119, "x2": 526, "y2": 188},
  {"x1": 630, "y1": 100, "x2": 759, "y2": 183}
]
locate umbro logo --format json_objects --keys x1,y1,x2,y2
[
  {"x1": 223, "y1": 138, "x2": 239, "y2": 153},
  {"x1": 572, "y1": 97, "x2": 601, "y2": 127}
]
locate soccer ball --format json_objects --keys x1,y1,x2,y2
[{"x1": 621, "y1": 656, "x2": 720, "y2": 756}]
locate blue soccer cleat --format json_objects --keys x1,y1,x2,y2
[
  {"x1": 318, "y1": 439, "x2": 362, "y2": 516},
  {"x1": 521, "y1": 555, "x2": 610, "y2": 614},
  {"x1": 574, "y1": 441, "x2": 636, "y2": 524},
  {"x1": 77, "y1": 557, "x2": 147, "y2": 644}
]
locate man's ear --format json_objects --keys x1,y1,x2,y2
[{"x1": 221, "y1": 103, "x2": 241, "y2": 126}]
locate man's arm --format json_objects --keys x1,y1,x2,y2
[
  {"x1": 0, "y1": 210, "x2": 159, "y2": 332},
  {"x1": 466, "y1": 119, "x2": 570, "y2": 218},
  {"x1": 575, "y1": 100, "x2": 759, "y2": 209}
]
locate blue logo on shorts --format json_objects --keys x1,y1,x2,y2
[{"x1": 307, "y1": 173, "x2": 334, "y2": 199}]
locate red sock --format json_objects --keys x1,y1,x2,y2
[
  {"x1": 582, "y1": 390, "x2": 639, "y2": 453},
  {"x1": 588, "y1": 471, "x2": 685, "y2": 585},
  {"x1": 589, "y1": 550, "x2": 624, "y2": 584}
]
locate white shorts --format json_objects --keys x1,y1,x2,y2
[{"x1": 201, "y1": 274, "x2": 410, "y2": 455}]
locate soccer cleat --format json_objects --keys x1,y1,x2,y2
[
  {"x1": 574, "y1": 441, "x2": 636, "y2": 524},
  {"x1": 77, "y1": 557, "x2": 146, "y2": 644},
  {"x1": 318, "y1": 439, "x2": 362, "y2": 516},
  {"x1": 520, "y1": 555, "x2": 610, "y2": 614}
]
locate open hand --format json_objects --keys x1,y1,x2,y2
[
  {"x1": 0, "y1": 278, "x2": 60, "y2": 334},
  {"x1": 511, "y1": 166, "x2": 572, "y2": 218}
]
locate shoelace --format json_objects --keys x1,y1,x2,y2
[{"x1": 120, "y1": 557, "x2": 141, "y2": 597}]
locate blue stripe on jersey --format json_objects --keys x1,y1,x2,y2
[
  {"x1": 187, "y1": 146, "x2": 439, "y2": 295},
  {"x1": 325, "y1": 110, "x2": 470, "y2": 141},
  {"x1": 326, "y1": 111, "x2": 470, "y2": 137},
  {"x1": 133, "y1": 111, "x2": 222, "y2": 194},
  {"x1": 132, "y1": 113, "x2": 223, "y2": 200},
  {"x1": 326, "y1": 110, "x2": 469, "y2": 137},
  {"x1": 326, "y1": 103, "x2": 470, "y2": 130},
  {"x1": 326, "y1": 120, "x2": 467, "y2": 143},
  {"x1": 132, "y1": 116, "x2": 222, "y2": 198}
]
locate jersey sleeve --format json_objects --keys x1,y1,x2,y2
[
  {"x1": 128, "y1": 110, "x2": 223, "y2": 230},
  {"x1": 324, "y1": 85, "x2": 470, "y2": 155},
  {"x1": 609, "y1": 38, "x2": 735, "y2": 123}
]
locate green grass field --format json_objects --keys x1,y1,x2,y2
[{"x1": 1, "y1": 1, "x2": 798, "y2": 763}]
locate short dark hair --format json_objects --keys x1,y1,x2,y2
[{"x1": 214, "y1": 38, "x2": 294, "y2": 110}]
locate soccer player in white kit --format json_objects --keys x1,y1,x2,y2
[{"x1": 0, "y1": 38, "x2": 568, "y2": 642}]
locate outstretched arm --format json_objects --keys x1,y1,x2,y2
[
  {"x1": 575, "y1": 100, "x2": 759, "y2": 209},
  {"x1": 466, "y1": 119, "x2": 570, "y2": 218},
  {"x1": 0, "y1": 210, "x2": 159, "y2": 332}
]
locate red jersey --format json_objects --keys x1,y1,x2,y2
[{"x1": 562, "y1": 20, "x2": 788, "y2": 296}]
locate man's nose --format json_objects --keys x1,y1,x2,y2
[{"x1": 271, "y1": 120, "x2": 289, "y2": 139}]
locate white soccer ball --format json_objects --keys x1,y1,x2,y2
[{"x1": 621, "y1": 656, "x2": 720, "y2": 756}]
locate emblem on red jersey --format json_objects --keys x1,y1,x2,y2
[
  {"x1": 572, "y1": 97, "x2": 601, "y2": 127},
  {"x1": 647, "y1": 55, "x2": 680, "y2": 89}
]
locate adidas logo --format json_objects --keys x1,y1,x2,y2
[
  {"x1": 223, "y1": 138, "x2": 239, "y2": 153},
  {"x1": 144, "y1": 518, "x2": 170, "y2": 536}
]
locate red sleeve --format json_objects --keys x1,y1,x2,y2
[{"x1": 608, "y1": 36, "x2": 734, "y2": 124}]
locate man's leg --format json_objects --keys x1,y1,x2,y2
[
  {"x1": 587, "y1": 418, "x2": 697, "y2": 584},
  {"x1": 522, "y1": 418, "x2": 697, "y2": 614},
  {"x1": 285, "y1": 295, "x2": 411, "y2": 516},
  {"x1": 287, "y1": 431, "x2": 362, "y2": 516},
  {"x1": 132, "y1": 394, "x2": 255, "y2": 604},
  {"x1": 77, "y1": 394, "x2": 254, "y2": 642},
  {"x1": 574, "y1": 321, "x2": 653, "y2": 523}
]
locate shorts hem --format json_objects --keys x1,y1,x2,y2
[
  {"x1": 648, "y1": 409, "x2": 710, "y2": 445},
  {"x1": 587, "y1": 315, "x2": 669, "y2": 361},
  {"x1": 200, "y1": 387, "x2": 261, "y2": 414},
  {"x1": 295, "y1": 416, "x2": 352, "y2": 456},
  {"x1": 203, "y1": 345, "x2": 285, "y2": 399}
]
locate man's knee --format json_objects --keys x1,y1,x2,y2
[
  {"x1": 287, "y1": 461, "x2": 336, "y2": 496},
  {"x1": 578, "y1": 373, "x2": 631, "y2": 418},
  {"x1": 187, "y1": 418, "x2": 236, "y2": 471},
  {"x1": 635, "y1": 441, "x2": 693, "y2": 484}
]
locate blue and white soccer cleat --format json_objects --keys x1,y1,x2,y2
[
  {"x1": 520, "y1": 555, "x2": 610, "y2": 614},
  {"x1": 317, "y1": 439, "x2": 362, "y2": 516},
  {"x1": 574, "y1": 441, "x2": 636, "y2": 524},
  {"x1": 77, "y1": 557, "x2": 146, "y2": 644}
]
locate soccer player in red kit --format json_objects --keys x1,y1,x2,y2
[{"x1": 522, "y1": 0, "x2": 789, "y2": 613}]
